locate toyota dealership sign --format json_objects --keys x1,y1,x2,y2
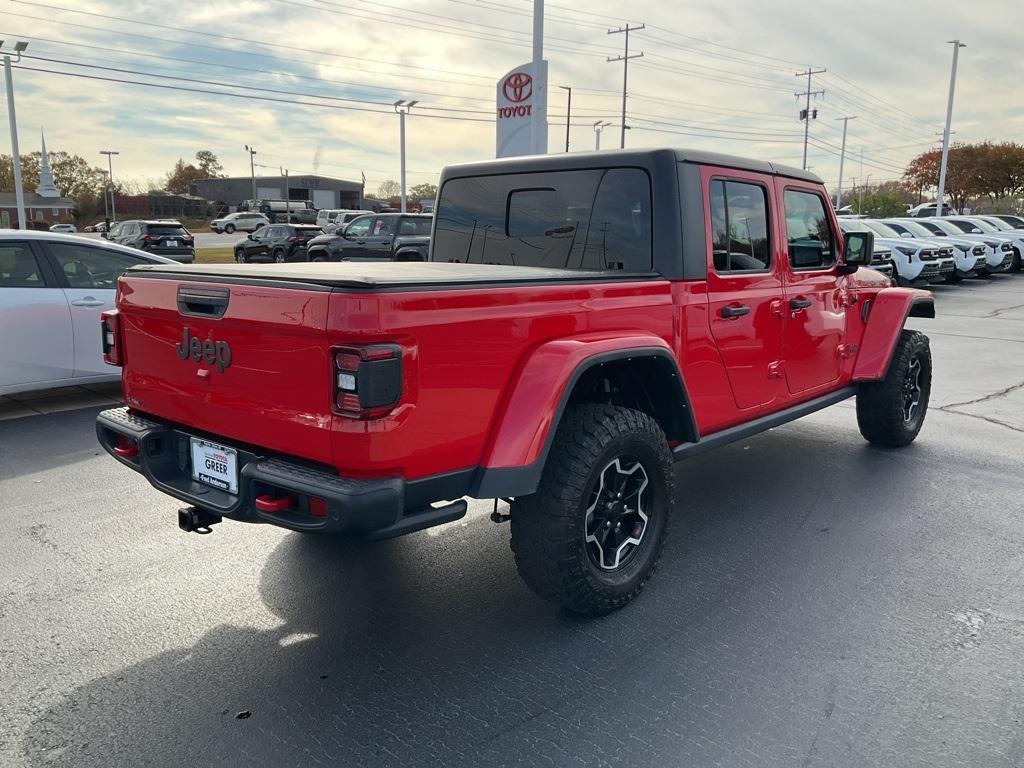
[{"x1": 496, "y1": 61, "x2": 548, "y2": 158}]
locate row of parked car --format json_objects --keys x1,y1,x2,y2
[
  {"x1": 839, "y1": 214, "x2": 1024, "y2": 286},
  {"x1": 230, "y1": 212, "x2": 433, "y2": 264}
]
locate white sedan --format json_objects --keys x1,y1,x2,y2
[{"x1": 0, "y1": 230, "x2": 176, "y2": 396}]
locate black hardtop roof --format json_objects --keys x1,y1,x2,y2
[{"x1": 440, "y1": 148, "x2": 820, "y2": 184}]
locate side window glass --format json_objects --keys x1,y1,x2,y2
[
  {"x1": 372, "y1": 217, "x2": 395, "y2": 236},
  {"x1": 345, "y1": 217, "x2": 372, "y2": 237},
  {"x1": 783, "y1": 190, "x2": 835, "y2": 269},
  {"x1": 0, "y1": 244, "x2": 42, "y2": 287},
  {"x1": 49, "y1": 244, "x2": 138, "y2": 289},
  {"x1": 580, "y1": 168, "x2": 653, "y2": 271},
  {"x1": 709, "y1": 179, "x2": 770, "y2": 272}
]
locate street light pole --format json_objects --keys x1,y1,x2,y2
[
  {"x1": 100, "y1": 150, "x2": 119, "y2": 222},
  {"x1": 936, "y1": 40, "x2": 966, "y2": 217},
  {"x1": 834, "y1": 115, "x2": 856, "y2": 210},
  {"x1": 2, "y1": 41, "x2": 29, "y2": 229},
  {"x1": 558, "y1": 85, "x2": 571, "y2": 152},
  {"x1": 593, "y1": 121, "x2": 610, "y2": 151},
  {"x1": 394, "y1": 100, "x2": 418, "y2": 213},
  {"x1": 244, "y1": 145, "x2": 257, "y2": 203}
]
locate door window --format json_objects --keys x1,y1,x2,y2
[
  {"x1": 344, "y1": 217, "x2": 373, "y2": 237},
  {"x1": 49, "y1": 243, "x2": 141, "y2": 289},
  {"x1": 0, "y1": 244, "x2": 43, "y2": 287},
  {"x1": 709, "y1": 179, "x2": 770, "y2": 272},
  {"x1": 371, "y1": 217, "x2": 395, "y2": 236},
  {"x1": 783, "y1": 190, "x2": 835, "y2": 269}
]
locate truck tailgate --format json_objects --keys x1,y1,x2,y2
[{"x1": 118, "y1": 276, "x2": 333, "y2": 464}]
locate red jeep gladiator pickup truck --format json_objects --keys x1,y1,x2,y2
[{"x1": 97, "y1": 149, "x2": 934, "y2": 615}]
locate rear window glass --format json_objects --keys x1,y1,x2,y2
[
  {"x1": 0, "y1": 244, "x2": 41, "y2": 287},
  {"x1": 399, "y1": 218, "x2": 432, "y2": 236},
  {"x1": 146, "y1": 225, "x2": 187, "y2": 235},
  {"x1": 432, "y1": 167, "x2": 653, "y2": 272}
]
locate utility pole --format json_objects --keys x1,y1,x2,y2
[
  {"x1": 394, "y1": 100, "x2": 418, "y2": 213},
  {"x1": 531, "y1": 0, "x2": 547, "y2": 155},
  {"x1": 2, "y1": 41, "x2": 28, "y2": 229},
  {"x1": 833, "y1": 115, "x2": 856, "y2": 210},
  {"x1": 244, "y1": 145, "x2": 258, "y2": 203},
  {"x1": 100, "y1": 150, "x2": 119, "y2": 222},
  {"x1": 593, "y1": 121, "x2": 611, "y2": 151},
  {"x1": 280, "y1": 166, "x2": 289, "y2": 219},
  {"x1": 607, "y1": 23, "x2": 644, "y2": 149},
  {"x1": 936, "y1": 40, "x2": 965, "y2": 217},
  {"x1": 558, "y1": 85, "x2": 571, "y2": 152},
  {"x1": 795, "y1": 67, "x2": 826, "y2": 170}
]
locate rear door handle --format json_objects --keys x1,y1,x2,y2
[
  {"x1": 719, "y1": 304, "x2": 750, "y2": 318},
  {"x1": 789, "y1": 297, "x2": 812, "y2": 310},
  {"x1": 70, "y1": 298, "x2": 105, "y2": 308}
]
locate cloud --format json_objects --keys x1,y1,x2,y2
[{"x1": 1, "y1": 0, "x2": 1019, "y2": 191}]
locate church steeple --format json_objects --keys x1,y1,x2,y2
[{"x1": 35, "y1": 128, "x2": 61, "y2": 198}]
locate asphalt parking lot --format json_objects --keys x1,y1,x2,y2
[{"x1": 2, "y1": 276, "x2": 1023, "y2": 768}]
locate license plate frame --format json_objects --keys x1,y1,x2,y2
[{"x1": 190, "y1": 437, "x2": 238, "y2": 494}]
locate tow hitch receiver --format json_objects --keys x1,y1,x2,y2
[{"x1": 178, "y1": 506, "x2": 222, "y2": 534}]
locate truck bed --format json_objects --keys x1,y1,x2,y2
[{"x1": 125, "y1": 261, "x2": 658, "y2": 290}]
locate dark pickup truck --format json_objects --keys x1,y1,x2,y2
[{"x1": 96, "y1": 148, "x2": 934, "y2": 615}]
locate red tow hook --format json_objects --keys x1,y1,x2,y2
[
  {"x1": 254, "y1": 493, "x2": 296, "y2": 513},
  {"x1": 113, "y1": 436, "x2": 139, "y2": 459}
]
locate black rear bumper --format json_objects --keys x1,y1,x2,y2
[{"x1": 95, "y1": 407, "x2": 465, "y2": 538}]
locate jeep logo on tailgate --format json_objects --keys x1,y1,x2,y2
[{"x1": 176, "y1": 327, "x2": 232, "y2": 372}]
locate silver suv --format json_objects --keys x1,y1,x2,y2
[{"x1": 210, "y1": 212, "x2": 270, "y2": 234}]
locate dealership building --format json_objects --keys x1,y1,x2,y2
[{"x1": 191, "y1": 174, "x2": 364, "y2": 210}]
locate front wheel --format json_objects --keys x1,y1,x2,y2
[
  {"x1": 234, "y1": 249, "x2": 246, "y2": 263},
  {"x1": 856, "y1": 329, "x2": 932, "y2": 447},
  {"x1": 224, "y1": 224, "x2": 235, "y2": 234},
  {"x1": 510, "y1": 403, "x2": 674, "y2": 616}
]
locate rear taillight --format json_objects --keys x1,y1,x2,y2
[
  {"x1": 332, "y1": 344, "x2": 402, "y2": 419},
  {"x1": 289, "y1": 235, "x2": 303, "y2": 243},
  {"x1": 139, "y1": 234, "x2": 153, "y2": 241},
  {"x1": 100, "y1": 309, "x2": 123, "y2": 366}
]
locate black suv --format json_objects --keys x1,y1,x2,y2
[
  {"x1": 233, "y1": 224, "x2": 324, "y2": 263},
  {"x1": 106, "y1": 220, "x2": 195, "y2": 262},
  {"x1": 306, "y1": 213, "x2": 432, "y2": 262}
]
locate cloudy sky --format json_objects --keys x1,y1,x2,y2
[{"x1": 2, "y1": 0, "x2": 1020, "y2": 193}]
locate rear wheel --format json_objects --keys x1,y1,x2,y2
[
  {"x1": 856, "y1": 329, "x2": 931, "y2": 447},
  {"x1": 510, "y1": 403, "x2": 673, "y2": 616},
  {"x1": 224, "y1": 224, "x2": 235, "y2": 234},
  {"x1": 273, "y1": 248, "x2": 287, "y2": 263}
]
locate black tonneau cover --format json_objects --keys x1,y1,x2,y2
[{"x1": 125, "y1": 261, "x2": 659, "y2": 290}]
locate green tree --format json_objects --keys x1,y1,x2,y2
[
  {"x1": 409, "y1": 182, "x2": 437, "y2": 200},
  {"x1": 855, "y1": 185, "x2": 907, "y2": 218},
  {"x1": 165, "y1": 159, "x2": 206, "y2": 194},
  {"x1": 195, "y1": 150, "x2": 223, "y2": 178}
]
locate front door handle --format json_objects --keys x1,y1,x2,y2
[
  {"x1": 789, "y1": 297, "x2": 812, "y2": 310},
  {"x1": 720, "y1": 304, "x2": 750, "y2": 318},
  {"x1": 71, "y1": 298, "x2": 105, "y2": 308}
]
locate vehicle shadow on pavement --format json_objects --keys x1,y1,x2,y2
[
  {"x1": 21, "y1": 420, "x2": 1024, "y2": 768},
  {"x1": 0, "y1": 406, "x2": 117, "y2": 483}
]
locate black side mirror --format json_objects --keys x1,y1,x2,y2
[{"x1": 839, "y1": 231, "x2": 873, "y2": 274}]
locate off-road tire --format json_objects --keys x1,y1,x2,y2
[
  {"x1": 224, "y1": 224, "x2": 235, "y2": 234},
  {"x1": 856, "y1": 329, "x2": 932, "y2": 447},
  {"x1": 510, "y1": 403, "x2": 674, "y2": 616}
]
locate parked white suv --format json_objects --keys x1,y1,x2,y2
[
  {"x1": 884, "y1": 218, "x2": 989, "y2": 281},
  {"x1": 942, "y1": 216, "x2": 1023, "y2": 273},
  {"x1": 210, "y1": 212, "x2": 270, "y2": 234},
  {"x1": 912, "y1": 218, "x2": 1015, "y2": 274}
]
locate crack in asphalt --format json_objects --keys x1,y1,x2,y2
[
  {"x1": 939, "y1": 379, "x2": 1024, "y2": 410},
  {"x1": 986, "y1": 303, "x2": 1024, "y2": 319},
  {"x1": 938, "y1": 408, "x2": 1024, "y2": 434}
]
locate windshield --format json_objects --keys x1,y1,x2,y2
[
  {"x1": 964, "y1": 218, "x2": 999, "y2": 233},
  {"x1": 863, "y1": 220, "x2": 901, "y2": 238},
  {"x1": 892, "y1": 220, "x2": 935, "y2": 238},
  {"x1": 918, "y1": 219, "x2": 955, "y2": 235},
  {"x1": 981, "y1": 217, "x2": 1011, "y2": 231},
  {"x1": 838, "y1": 219, "x2": 872, "y2": 234}
]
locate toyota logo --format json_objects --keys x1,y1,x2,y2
[{"x1": 503, "y1": 72, "x2": 533, "y2": 103}]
